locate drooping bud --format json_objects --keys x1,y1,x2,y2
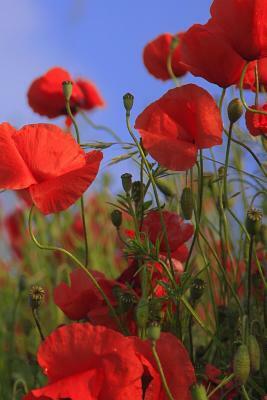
[
  {"x1": 131, "y1": 181, "x2": 145, "y2": 204},
  {"x1": 121, "y1": 173, "x2": 132, "y2": 193},
  {"x1": 136, "y1": 297, "x2": 149, "y2": 329},
  {"x1": 29, "y1": 285, "x2": 45, "y2": 310},
  {"x1": 248, "y1": 335, "x2": 260, "y2": 372},
  {"x1": 246, "y1": 208, "x2": 263, "y2": 236},
  {"x1": 227, "y1": 98, "x2": 243, "y2": 124},
  {"x1": 123, "y1": 93, "x2": 134, "y2": 115},
  {"x1": 181, "y1": 187, "x2": 194, "y2": 220},
  {"x1": 190, "y1": 278, "x2": 205, "y2": 302},
  {"x1": 233, "y1": 344, "x2": 250, "y2": 384},
  {"x1": 147, "y1": 321, "x2": 161, "y2": 341},
  {"x1": 110, "y1": 210, "x2": 122, "y2": 228},
  {"x1": 62, "y1": 80, "x2": 73, "y2": 102},
  {"x1": 190, "y1": 383, "x2": 208, "y2": 400}
]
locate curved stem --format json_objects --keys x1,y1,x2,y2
[
  {"x1": 28, "y1": 206, "x2": 126, "y2": 334},
  {"x1": 250, "y1": 190, "x2": 267, "y2": 207},
  {"x1": 167, "y1": 48, "x2": 179, "y2": 87},
  {"x1": 151, "y1": 340, "x2": 175, "y2": 400}
]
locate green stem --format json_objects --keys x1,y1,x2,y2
[
  {"x1": 12, "y1": 378, "x2": 28, "y2": 400},
  {"x1": 223, "y1": 122, "x2": 233, "y2": 208},
  {"x1": 241, "y1": 385, "x2": 251, "y2": 400},
  {"x1": 28, "y1": 206, "x2": 127, "y2": 334},
  {"x1": 207, "y1": 373, "x2": 234, "y2": 398},
  {"x1": 32, "y1": 308, "x2": 45, "y2": 341},
  {"x1": 151, "y1": 340, "x2": 175, "y2": 400},
  {"x1": 247, "y1": 236, "x2": 254, "y2": 326},
  {"x1": 219, "y1": 88, "x2": 226, "y2": 112}
]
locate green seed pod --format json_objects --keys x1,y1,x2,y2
[
  {"x1": 233, "y1": 344, "x2": 250, "y2": 384},
  {"x1": 147, "y1": 321, "x2": 161, "y2": 341},
  {"x1": 248, "y1": 335, "x2": 260, "y2": 372},
  {"x1": 121, "y1": 173, "x2": 132, "y2": 193},
  {"x1": 123, "y1": 93, "x2": 134, "y2": 114},
  {"x1": 227, "y1": 98, "x2": 243, "y2": 123},
  {"x1": 181, "y1": 187, "x2": 194, "y2": 220},
  {"x1": 246, "y1": 208, "x2": 263, "y2": 236},
  {"x1": 131, "y1": 181, "x2": 145, "y2": 204},
  {"x1": 136, "y1": 298, "x2": 149, "y2": 329},
  {"x1": 29, "y1": 285, "x2": 45, "y2": 310},
  {"x1": 190, "y1": 383, "x2": 208, "y2": 400},
  {"x1": 62, "y1": 80, "x2": 73, "y2": 101},
  {"x1": 190, "y1": 278, "x2": 206, "y2": 302},
  {"x1": 155, "y1": 178, "x2": 175, "y2": 198},
  {"x1": 110, "y1": 210, "x2": 122, "y2": 228}
]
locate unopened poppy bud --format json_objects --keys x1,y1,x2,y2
[
  {"x1": 131, "y1": 181, "x2": 145, "y2": 204},
  {"x1": 233, "y1": 344, "x2": 250, "y2": 384},
  {"x1": 190, "y1": 383, "x2": 208, "y2": 400},
  {"x1": 147, "y1": 321, "x2": 161, "y2": 341},
  {"x1": 121, "y1": 173, "x2": 132, "y2": 193},
  {"x1": 29, "y1": 285, "x2": 45, "y2": 310},
  {"x1": 190, "y1": 278, "x2": 205, "y2": 301},
  {"x1": 246, "y1": 208, "x2": 263, "y2": 236},
  {"x1": 181, "y1": 187, "x2": 194, "y2": 220},
  {"x1": 62, "y1": 80, "x2": 73, "y2": 102},
  {"x1": 156, "y1": 178, "x2": 175, "y2": 198},
  {"x1": 248, "y1": 335, "x2": 260, "y2": 372},
  {"x1": 111, "y1": 210, "x2": 122, "y2": 228},
  {"x1": 227, "y1": 98, "x2": 243, "y2": 123},
  {"x1": 123, "y1": 93, "x2": 134, "y2": 115},
  {"x1": 260, "y1": 225, "x2": 267, "y2": 246},
  {"x1": 136, "y1": 298, "x2": 149, "y2": 329}
]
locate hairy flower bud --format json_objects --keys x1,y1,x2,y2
[
  {"x1": 147, "y1": 321, "x2": 161, "y2": 341},
  {"x1": 155, "y1": 178, "x2": 175, "y2": 198},
  {"x1": 123, "y1": 93, "x2": 134, "y2": 115},
  {"x1": 62, "y1": 80, "x2": 73, "y2": 102},
  {"x1": 131, "y1": 181, "x2": 145, "y2": 204},
  {"x1": 110, "y1": 210, "x2": 122, "y2": 228},
  {"x1": 181, "y1": 187, "x2": 194, "y2": 220},
  {"x1": 227, "y1": 98, "x2": 243, "y2": 123},
  {"x1": 121, "y1": 173, "x2": 132, "y2": 193}
]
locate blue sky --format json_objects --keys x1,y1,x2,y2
[{"x1": 0, "y1": 0, "x2": 262, "y2": 210}]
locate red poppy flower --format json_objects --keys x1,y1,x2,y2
[
  {"x1": 23, "y1": 323, "x2": 195, "y2": 400},
  {"x1": 239, "y1": 58, "x2": 267, "y2": 91},
  {"x1": 28, "y1": 67, "x2": 105, "y2": 118},
  {"x1": 143, "y1": 33, "x2": 187, "y2": 80},
  {"x1": 142, "y1": 210, "x2": 194, "y2": 252},
  {"x1": 245, "y1": 104, "x2": 267, "y2": 136},
  {"x1": 0, "y1": 123, "x2": 103, "y2": 214},
  {"x1": 180, "y1": 21, "x2": 245, "y2": 88},
  {"x1": 4, "y1": 207, "x2": 26, "y2": 259},
  {"x1": 135, "y1": 84, "x2": 223, "y2": 171},
  {"x1": 210, "y1": 0, "x2": 267, "y2": 61}
]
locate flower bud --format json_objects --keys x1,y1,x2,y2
[
  {"x1": 246, "y1": 208, "x2": 263, "y2": 236},
  {"x1": 181, "y1": 187, "x2": 194, "y2": 220},
  {"x1": 136, "y1": 298, "x2": 149, "y2": 329},
  {"x1": 110, "y1": 210, "x2": 122, "y2": 228},
  {"x1": 147, "y1": 321, "x2": 161, "y2": 341},
  {"x1": 190, "y1": 384, "x2": 208, "y2": 400},
  {"x1": 121, "y1": 173, "x2": 132, "y2": 193},
  {"x1": 62, "y1": 80, "x2": 73, "y2": 102},
  {"x1": 227, "y1": 98, "x2": 243, "y2": 123},
  {"x1": 190, "y1": 278, "x2": 205, "y2": 302},
  {"x1": 248, "y1": 334, "x2": 260, "y2": 372},
  {"x1": 233, "y1": 344, "x2": 250, "y2": 384},
  {"x1": 29, "y1": 285, "x2": 45, "y2": 310},
  {"x1": 123, "y1": 93, "x2": 134, "y2": 115},
  {"x1": 131, "y1": 181, "x2": 145, "y2": 204}
]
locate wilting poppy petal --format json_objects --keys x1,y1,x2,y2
[
  {"x1": 0, "y1": 123, "x2": 36, "y2": 189},
  {"x1": 210, "y1": 0, "x2": 267, "y2": 60},
  {"x1": 180, "y1": 21, "x2": 245, "y2": 88},
  {"x1": 30, "y1": 150, "x2": 102, "y2": 214},
  {"x1": 135, "y1": 85, "x2": 222, "y2": 171},
  {"x1": 143, "y1": 33, "x2": 187, "y2": 80},
  {"x1": 76, "y1": 79, "x2": 105, "y2": 110},
  {"x1": 245, "y1": 104, "x2": 267, "y2": 136}
]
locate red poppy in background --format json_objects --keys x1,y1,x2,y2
[
  {"x1": 180, "y1": 21, "x2": 245, "y2": 88},
  {"x1": 4, "y1": 208, "x2": 26, "y2": 259},
  {"x1": 28, "y1": 67, "x2": 105, "y2": 118},
  {"x1": 143, "y1": 33, "x2": 187, "y2": 80},
  {"x1": 135, "y1": 84, "x2": 223, "y2": 171},
  {"x1": 239, "y1": 58, "x2": 267, "y2": 92},
  {"x1": 23, "y1": 323, "x2": 195, "y2": 400},
  {"x1": 0, "y1": 123, "x2": 103, "y2": 214},
  {"x1": 142, "y1": 210, "x2": 194, "y2": 252},
  {"x1": 245, "y1": 105, "x2": 267, "y2": 136},
  {"x1": 210, "y1": 0, "x2": 267, "y2": 61}
]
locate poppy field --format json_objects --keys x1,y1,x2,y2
[{"x1": 1, "y1": 0, "x2": 267, "y2": 399}]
